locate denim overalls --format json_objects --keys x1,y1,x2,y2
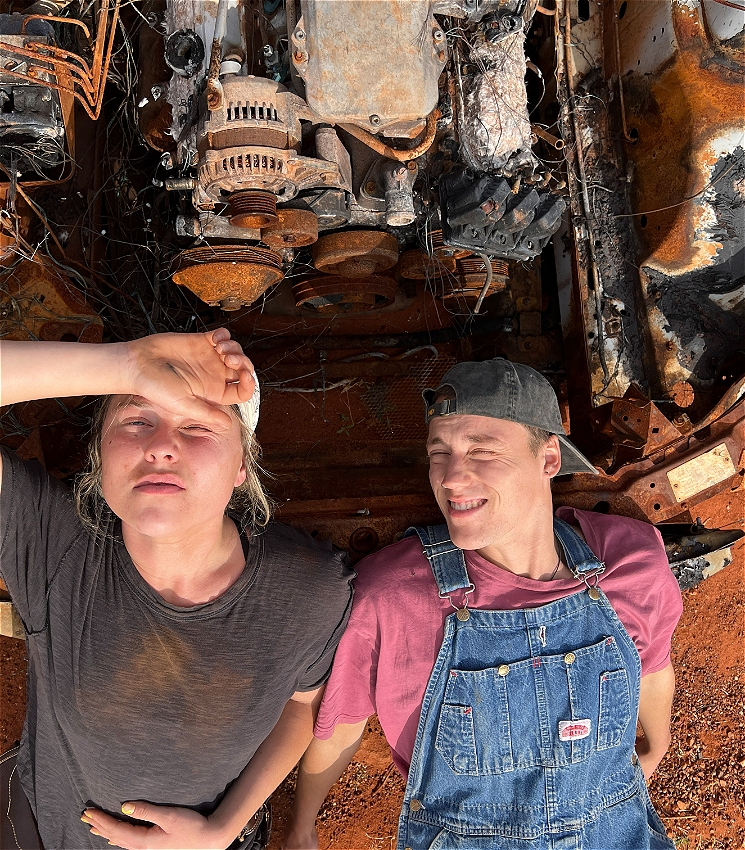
[{"x1": 396, "y1": 519, "x2": 674, "y2": 850}]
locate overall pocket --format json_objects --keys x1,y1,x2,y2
[{"x1": 434, "y1": 635, "x2": 633, "y2": 776}]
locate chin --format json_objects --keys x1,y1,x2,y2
[{"x1": 444, "y1": 522, "x2": 487, "y2": 552}]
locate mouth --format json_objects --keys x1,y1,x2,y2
[
  {"x1": 134, "y1": 477, "x2": 185, "y2": 494},
  {"x1": 448, "y1": 499, "x2": 487, "y2": 514}
]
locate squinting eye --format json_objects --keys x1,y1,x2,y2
[{"x1": 183, "y1": 425, "x2": 212, "y2": 433}]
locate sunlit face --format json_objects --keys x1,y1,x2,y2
[
  {"x1": 100, "y1": 396, "x2": 246, "y2": 540},
  {"x1": 426, "y1": 415, "x2": 561, "y2": 563}
]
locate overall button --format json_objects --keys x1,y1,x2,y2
[
  {"x1": 409, "y1": 799, "x2": 422, "y2": 812},
  {"x1": 564, "y1": 652, "x2": 576, "y2": 665},
  {"x1": 498, "y1": 664, "x2": 510, "y2": 676}
]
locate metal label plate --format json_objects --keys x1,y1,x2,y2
[{"x1": 667, "y1": 443, "x2": 736, "y2": 503}]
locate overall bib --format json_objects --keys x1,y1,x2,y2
[{"x1": 396, "y1": 519, "x2": 674, "y2": 850}]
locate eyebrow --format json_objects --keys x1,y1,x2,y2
[
  {"x1": 117, "y1": 398, "x2": 151, "y2": 412},
  {"x1": 426, "y1": 434, "x2": 509, "y2": 449}
]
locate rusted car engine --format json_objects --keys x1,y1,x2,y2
[
  {"x1": 0, "y1": 0, "x2": 743, "y2": 577},
  {"x1": 141, "y1": 0, "x2": 566, "y2": 309}
]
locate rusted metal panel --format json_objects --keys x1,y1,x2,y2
[
  {"x1": 553, "y1": 375, "x2": 745, "y2": 522},
  {"x1": 0, "y1": 259, "x2": 103, "y2": 343},
  {"x1": 612, "y1": 0, "x2": 745, "y2": 403}
]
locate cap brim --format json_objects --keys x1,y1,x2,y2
[{"x1": 557, "y1": 436, "x2": 598, "y2": 476}]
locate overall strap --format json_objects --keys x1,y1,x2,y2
[
  {"x1": 553, "y1": 516, "x2": 606, "y2": 584},
  {"x1": 405, "y1": 525, "x2": 472, "y2": 595}
]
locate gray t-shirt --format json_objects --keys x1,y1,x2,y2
[{"x1": 0, "y1": 447, "x2": 354, "y2": 849}]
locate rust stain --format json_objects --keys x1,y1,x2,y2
[
  {"x1": 172, "y1": 245, "x2": 284, "y2": 309},
  {"x1": 0, "y1": 259, "x2": 103, "y2": 343},
  {"x1": 623, "y1": 5, "x2": 744, "y2": 272}
]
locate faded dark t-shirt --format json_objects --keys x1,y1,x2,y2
[{"x1": 0, "y1": 447, "x2": 354, "y2": 849}]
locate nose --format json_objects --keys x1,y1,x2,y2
[
  {"x1": 438, "y1": 453, "x2": 472, "y2": 491},
  {"x1": 143, "y1": 422, "x2": 180, "y2": 462}
]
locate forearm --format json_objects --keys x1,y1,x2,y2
[
  {"x1": 207, "y1": 698, "x2": 319, "y2": 845},
  {"x1": 287, "y1": 720, "x2": 367, "y2": 842},
  {"x1": 0, "y1": 340, "x2": 131, "y2": 406},
  {"x1": 636, "y1": 663, "x2": 675, "y2": 779}
]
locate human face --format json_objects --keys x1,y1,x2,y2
[
  {"x1": 426, "y1": 415, "x2": 560, "y2": 561},
  {"x1": 100, "y1": 396, "x2": 247, "y2": 541}
]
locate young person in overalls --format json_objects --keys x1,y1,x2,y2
[{"x1": 283, "y1": 359, "x2": 681, "y2": 850}]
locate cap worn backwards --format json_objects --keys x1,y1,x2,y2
[{"x1": 422, "y1": 359, "x2": 598, "y2": 476}]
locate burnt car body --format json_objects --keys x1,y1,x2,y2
[{"x1": 0, "y1": 0, "x2": 743, "y2": 570}]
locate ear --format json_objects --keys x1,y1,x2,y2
[
  {"x1": 542, "y1": 435, "x2": 562, "y2": 478},
  {"x1": 234, "y1": 460, "x2": 247, "y2": 488}
]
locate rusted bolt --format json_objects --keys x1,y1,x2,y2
[
  {"x1": 666, "y1": 340, "x2": 675, "y2": 351},
  {"x1": 364, "y1": 180, "x2": 378, "y2": 194},
  {"x1": 293, "y1": 50, "x2": 307, "y2": 63},
  {"x1": 349, "y1": 526, "x2": 379, "y2": 555},
  {"x1": 433, "y1": 29, "x2": 445, "y2": 42},
  {"x1": 369, "y1": 114, "x2": 381, "y2": 127},
  {"x1": 295, "y1": 28, "x2": 306, "y2": 39},
  {"x1": 407, "y1": 161, "x2": 417, "y2": 171}
]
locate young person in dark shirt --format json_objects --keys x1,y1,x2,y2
[{"x1": 0, "y1": 329, "x2": 353, "y2": 850}]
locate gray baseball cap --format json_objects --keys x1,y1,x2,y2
[{"x1": 423, "y1": 359, "x2": 598, "y2": 476}]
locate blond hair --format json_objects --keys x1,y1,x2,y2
[{"x1": 74, "y1": 396, "x2": 273, "y2": 537}]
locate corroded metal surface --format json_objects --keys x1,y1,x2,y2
[
  {"x1": 293, "y1": 0, "x2": 447, "y2": 134},
  {"x1": 229, "y1": 189, "x2": 278, "y2": 228},
  {"x1": 312, "y1": 230, "x2": 399, "y2": 276},
  {"x1": 0, "y1": 258, "x2": 102, "y2": 343},
  {"x1": 261, "y1": 208, "x2": 318, "y2": 248},
  {"x1": 196, "y1": 145, "x2": 342, "y2": 205},
  {"x1": 439, "y1": 258, "x2": 510, "y2": 305},
  {"x1": 612, "y1": 0, "x2": 745, "y2": 401},
  {"x1": 0, "y1": 0, "x2": 121, "y2": 121},
  {"x1": 171, "y1": 245, "x2": 283, "y2": 308},
  {"x1": 197, "y1": 75, "x2": 307, "y2": 154},
  {"x1": 398, "y1": 249, "x2": 456, "y2": 280},
  {"x1": 554, "y1": 374, "x2": 745, "y2": 523},
  {"x1": 292, "y1": 274, "x2": 398, "y2": 313}
]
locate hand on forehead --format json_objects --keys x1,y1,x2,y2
[{"x1": 125, "y1": 329, "x2": 257, "y2": 430}]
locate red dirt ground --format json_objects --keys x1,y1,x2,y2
[{"x1": 1, "y1": 489, "x2": 743, "y2": 850}]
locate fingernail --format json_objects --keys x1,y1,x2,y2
[
  {"x1": 80, "y1": 816, "x2": 92, "y2": 824},
  {"x1": 121, "y1": 803, "x2": 135, "y2": 815},
  {"x1": 90, "y1": 829, "x2": 101, "y2": 836}
]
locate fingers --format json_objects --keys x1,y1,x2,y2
[
  {"x1": 209, "y1": 328, "x2": 231, "y2": 345},
  {"x1": 212, "y1": 337, "x2": 257, "y2": 402},
  {"x1": 81, "y1": 806, "x2": 151, "y2": 848}
]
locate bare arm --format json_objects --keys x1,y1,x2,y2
[
  {"x1": 0, "y1": 329, "x2": 256, "y2": 498},
  {"x1": 82, "y1": 688, "x2": 326, "y2": 850},
  {"x1": 283, "y1": 720, "x2": 368, "y2": 850},
  {"x1": 635, "y1": 662, "x2": 675, "y2": 779}
]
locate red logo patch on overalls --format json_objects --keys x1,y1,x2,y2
[{"x1": 558, "y1": 719, "x2": 591, "y2": 741}]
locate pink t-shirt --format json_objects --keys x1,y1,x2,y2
[{"x1": 315, "y1": 507, "x2": 683, "y2": 778}]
